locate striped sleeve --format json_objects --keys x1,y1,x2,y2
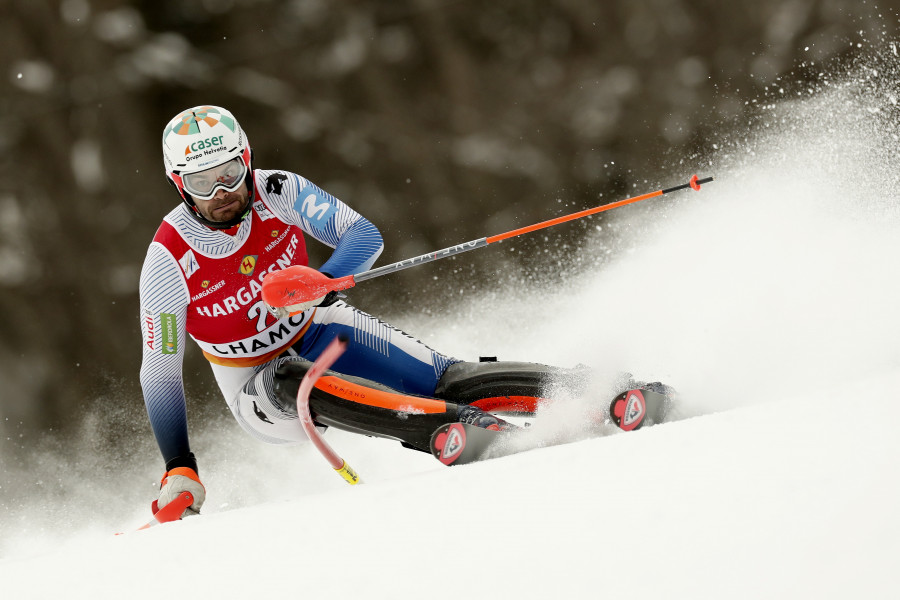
[
  {"x1": 256, "y1": 169, "x2": 384, "y2": 277},
  {"x1": 317, "y1": 217, "x2": 383, "y2": 277},
  {"x1": 138, "y1": 242, "x2": 193, "y2": 468}
]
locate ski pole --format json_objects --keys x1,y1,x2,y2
[
  {"x1": 262, "y1": 175, "x2": 713, "y2": 308},
  {"x1": 296, "y1": 334, "x2": 362, "y2": 485}
]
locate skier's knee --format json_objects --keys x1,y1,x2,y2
[{"x1": 272, "y1": 359, "x2": 312, "y2": 415}]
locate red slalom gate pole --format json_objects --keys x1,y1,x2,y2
[
  {"x1": 262, "y1": 175, "x2": 713, "y2": 309},
  {"x1": 295, "y1": 335, "x2": 362, "y2": 485}
]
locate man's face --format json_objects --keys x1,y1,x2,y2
[{"x1": 192, "y1": 183, "x2": 250, "y2": 224}]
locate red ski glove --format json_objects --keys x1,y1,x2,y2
[
  {"x1": 266, "y1": 271, "x2": 340, "y2": 318},
  {"x1": 154, "y1": 467, "x2": 206, "y2": 518}
]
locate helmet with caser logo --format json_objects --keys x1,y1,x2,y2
[{"x1": 162, "y1": 105, "x2": 253, "y2": 228}]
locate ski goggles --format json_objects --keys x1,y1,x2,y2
[{"x1": 181, "y1": 156, "x2": 247, "y2": 200}]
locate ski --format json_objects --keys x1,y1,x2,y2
[
  {"x1": 430, "y1": 422, "x2": 517, "y2": 466},
  {"x1": 609, "y1": 387, "x2": 671, "y2": 431},
  {"x1": 430, "y1": 388, "x2": 672, "y2": 466}
]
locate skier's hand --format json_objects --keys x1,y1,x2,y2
[
  {"x1": 283, "y1": 291, "x2": 329, "y2": 313},
  {"x1": 154, "y1": 467, "x2": 206, "y2": 518},
  {"x1": 267, "y1": 272, "x2": 341, "y2": 318}
]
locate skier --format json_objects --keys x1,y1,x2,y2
[{"x1": 140, "y1": 105, "x2": 670, "y2": 518}]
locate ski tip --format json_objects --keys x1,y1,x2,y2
[
  {"x1": 430, "y1": 423, "x2": 468, "y2": 466},
  {"x1": 610, "y1": 388, "x2": 672, "y2": 431}
]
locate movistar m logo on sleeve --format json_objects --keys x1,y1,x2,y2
[
  {"x1": 295, "y1": 193, "x2": 337, "y2": 228},
  {"x1": 160, "y1": 313, "x2": 178, "y2": 355}
]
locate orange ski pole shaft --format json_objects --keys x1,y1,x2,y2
[
  {"x1": 486, "y1": 175, "x2": 710, "y2": 243},
  {"x1": 262, "y1": 175, "x2": 712, "y2": 308},
  {"x1": 354, "y1": 174, "x2": 712, "y2": 283}
]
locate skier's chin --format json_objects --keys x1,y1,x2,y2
[{"x1": 206, "y1": 195, "x2": 247, "y2": 222}]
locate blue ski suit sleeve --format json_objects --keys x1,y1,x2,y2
[
  {"x1": 317, "y1": 217, "x2": 382, "y2": 278},
  {"x1": 255, "y1": 170, "x2": 384, "y2": 277}
]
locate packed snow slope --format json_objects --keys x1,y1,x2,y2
[
  {"x1": 3, "y1": 51, "x2": 900, "y2": 599},
  {"x1": 3, "y1": 380, "x2": 899, "y2": 600}
]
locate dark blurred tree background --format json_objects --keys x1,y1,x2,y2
[{"x1": 0, "y1": 0, "x2": 896, "y2": 434}]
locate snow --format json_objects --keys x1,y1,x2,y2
[
  {"x1": 2, "y1": 380, "x2": 898, "y2": 599},
  {"x1": 3, "y1": 56, "x2": 900, "y2": 599}
]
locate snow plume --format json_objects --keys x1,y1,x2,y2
[
  {"x1": 582, "y1": 55, "x2": 900, "y2": 415},
  {"x1": 3, "y1": 45, "x2": 900, "y2": 566},
  {"x1": 0, "y1": 389, "x2": 437, "y2": 558},
  {"x1": 0, "y1": 397, "x2": 159, "y2": 557},
  {"x1": 413, "y1": 46, "x2": 900, "y2": 437}
]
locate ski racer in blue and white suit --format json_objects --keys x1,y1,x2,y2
[
  {"x1": 141, "y1": 106, "x2": 460, "y2": 517},
  {"x1": 142, "y1": 106, "x2": 667, "y2": 519}
]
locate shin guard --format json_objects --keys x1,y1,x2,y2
[{"x1": 273, "y1": 360, "x2": 460, "y2": 453}]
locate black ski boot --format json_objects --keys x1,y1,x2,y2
[{"x1": 456, "y1": 405, "x2": 517, "y2": 432}]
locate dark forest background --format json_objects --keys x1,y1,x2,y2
[{"x1": 0, "y1": 0, "x2": 896, "y2": 437}]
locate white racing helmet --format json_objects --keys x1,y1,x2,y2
[{"x1": 162, "y1": 105, "x2": 253, "y2": 228}]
